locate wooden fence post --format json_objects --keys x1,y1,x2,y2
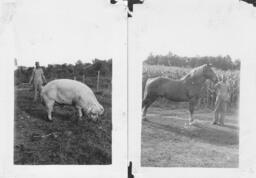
[
  {"x1": 82, "y1": 74, "x2": 85, "y2": 83},
  {"x1": 97, "y1": 71, "x2": 100, "y2": 91}
]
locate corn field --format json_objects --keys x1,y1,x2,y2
[{"x1": 143, "y1": 64, "x2": 240, "y2": 111}]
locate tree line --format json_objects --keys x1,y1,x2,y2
[
  {"x1": 15, "y1": 59, "x2": 112, "y2": 85},
  {"x1": 144, "y1": 52, "x2": 240, "y2": 70}
]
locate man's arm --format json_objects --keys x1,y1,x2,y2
[
  {"x1": 29, "y1": 69, "x2": 35, "y2": 84},
  {"x1": 214, "y1": 82, "x2": 221, "y2": 89},
  {"x1": 207, "y1": 82, "x2": 219, "y2": 94}
]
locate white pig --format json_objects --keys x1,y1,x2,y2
[{"x1": 40, "y1": 79, "x2": 104, "y2": 121}]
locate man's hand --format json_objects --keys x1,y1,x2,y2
[
  {"x1": 28, "y1": 82, "x2": 34, "y2": 91},
  {"x1": 207, "y1": 88, "x2": 215, "y2": 94}
]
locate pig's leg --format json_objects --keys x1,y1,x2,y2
[
  {"x1": 76, "y1": 106, "x2": 83, "y2": 120},
  {"x1": 46, "y1": 100, "x2": 55, "y2": 121}
]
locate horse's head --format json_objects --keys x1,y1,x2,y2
[{"x1": 203, "y1": 64, "x2": 218, "y2": 83}]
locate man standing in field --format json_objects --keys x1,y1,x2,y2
[
  {"x1": 212, "y1": 75, "x2": 230, "y2": 126},
  {"x1": 29, "y1": 61, "x2": 47, "y2": 102}
]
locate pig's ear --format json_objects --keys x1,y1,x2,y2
[{"x1": 100, "y1": 106, "x2": 104, "y2": 115}]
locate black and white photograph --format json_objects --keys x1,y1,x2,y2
[
  {"x1": 0, "y1": 0, "x2": 127, "y2": 177},
  {"x1": 141, "y1": 55, "x2": 240, "y2": 167},
  {"x1": 10, "y1": 0, "x2": 117, "y2": 165},
  {"x1": 14, "y1": 59, "x2": 112, "y2": 165},
  {"x1": 128, "y1": 0, "x2": 256, "y2": 177}
]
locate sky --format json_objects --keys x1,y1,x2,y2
[
  {"x1": 129, "y1": 0, "x2": 256, "y2": 62},
  {"x1": 0, "y1": 0, "x2": 127, "y2": 66},
  {"x1": 1, "y1": 0, "x2": 256, "y2": 66}
]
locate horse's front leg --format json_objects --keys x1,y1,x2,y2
[{"x1": 188, "y1": 98, "x2": 197, "y2": 125}]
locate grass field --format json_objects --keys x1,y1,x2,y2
[
  {"x1": 141, "y1": 105, "x2": 239, "y2": 167},
  {"x1": 14, "y1": 83, "x2": 112, "y2": 165}
]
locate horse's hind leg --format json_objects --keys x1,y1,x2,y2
[
  {"x1": 142, "y1": 96, "x2": 157, "y2": 119},
  {"x1": 142, "y1": 103, "x2": 149, "y2": 118}
]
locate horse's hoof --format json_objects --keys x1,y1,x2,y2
[
  {"x1": 218, "y1": 123, "x2": 224, "y2": 126},
  {"x1": 143, "y1": 117, "x2": 148, "y2": 121}
]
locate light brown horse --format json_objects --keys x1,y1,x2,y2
[{"x1": 142, "y1": 64, "x2": 218, "y2": 125}]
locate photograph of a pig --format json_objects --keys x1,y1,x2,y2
[{"x1": 41, "y1": 79, "x2": 104, "y2": 121}]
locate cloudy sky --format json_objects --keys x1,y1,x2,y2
[
  {"x1": 129, "y1": 0, "x2": 256, "y2": 61},
  {"x1": 1, "y1": 0, "x2": 126, "y2": 66}
]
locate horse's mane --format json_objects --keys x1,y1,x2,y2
[{"x1": 181, "y1": 64, "x2": 206, "y2": 80}]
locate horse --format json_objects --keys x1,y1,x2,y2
[{"x1": 142, "y1": 64, "x2": 218, "y2": 125}]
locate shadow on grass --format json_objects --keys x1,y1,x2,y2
[
  {"x1": 144, "y1": 119, "x2": 239, "y2": 147},
  {"x1": 221, "y1": 124, "x2": 239, "y2": 130}
]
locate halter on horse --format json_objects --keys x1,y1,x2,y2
[{"x1": 142, "y1": 64, "x2": 218, "y2": 125}]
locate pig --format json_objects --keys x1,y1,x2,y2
[{"x1": 40, "y1": 79, "x2": 104, "y2": 121}]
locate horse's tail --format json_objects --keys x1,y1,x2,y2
[
  {"x1": 143, "y1": 77, "x2": 155, "y2": 100},
  {"x1": 142, "y1": 78, "x2": 147, "y2": 99}
]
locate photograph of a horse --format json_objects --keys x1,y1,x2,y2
[
  {"x1": 143, "y1": 64, "x2": 218, "y2": 125},
  {"x1": 141, "y1": 54, "x2": 240, "y2": 167}
]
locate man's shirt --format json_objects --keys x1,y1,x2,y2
[
  {"x1": 215, "y1": 81, "x2": 230, "y2": 101},
  {"x1": 30, "y1": 68, "x2": 46, "y2": 84}
]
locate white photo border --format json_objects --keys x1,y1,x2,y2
[{"x1": 0, "y1": 1, "x2": 128, "y2": 178}]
